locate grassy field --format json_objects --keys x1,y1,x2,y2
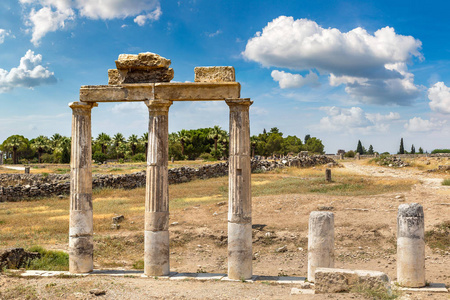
[{"x1": 0, "y1": 165, "x2": 416, "y2": 251}]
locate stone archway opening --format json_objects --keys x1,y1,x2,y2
[{"x1": 68, "y1": 53, "x2": 253, "y2": 280}]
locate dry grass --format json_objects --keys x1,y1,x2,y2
[{"x1": 0, "y1": 165, "x2": 417, "y2": 250}]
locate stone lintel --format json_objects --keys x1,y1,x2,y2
[{"x1": 80, "y1": 82, "x2": 241, "y2": 102}]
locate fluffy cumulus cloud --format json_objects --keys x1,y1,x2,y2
[
  {"x1": 317, "y1": 106, "x2": 400, "y2": 133},
  {"x1": 243, "y1": 16, "x2": 423, "y2": 105},
  {"x1": 20, "y1": 0, "x2": 161, "y2": 45},
  {"x1": 0, "y1": 50, "x2": 56, "y2": 93},
  {"x1": 428, "y1": 82, "x2": 450, "y2": 114},
  {"x1": 271, "y1": 70, "x2": 319, "y2": 89},
  {"x1": 404, "y1": 117, "x2": 446, "y2": 132},
  {"x1": 0, "y1": 29, "x2": 11, "y2": 44}
]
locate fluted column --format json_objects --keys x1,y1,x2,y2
[
  {"x1": 226, "y1": 98, "x2": 253, "y2": 280},
  {"x1": 144, "y1": 100, "x2": 173, "y2": 276},
  {"x1": 69, "y1": 101, "x2": 97, "y2": 273}
]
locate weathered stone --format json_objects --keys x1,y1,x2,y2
[
  {"x1": 115, "y1": 53, "x2": 171, "y2": 70},
  {"x1": 325, "y1": 168, "x2": 331, "y2": 182},
  {"x1": 80, "y1": 82, "x2": 241, "y2": 102},
  {"x1": 397, "y1": 203, "x2": 425, "y2": 287},
  {"x1": 226, "y1": 99, "x2": 253, "y2": 280},
  {"x1": 109, "y1": 68, "x2": 174, "y2": 84},
  {"x1": 314, "y1": 268, "x2": 390, "y2": 294},
  {"x1": 195, "y1": 66, "x2": 235, "y2": 82},
  {"x1": 308, "y1": 211, "x2": 334, "y2": 282},
  {"x1": 0, "y1": 248, "x2": 40, "y2": 269},
  {"x1": 69, "y1": 101, "x2": 97, "y2": 274}
]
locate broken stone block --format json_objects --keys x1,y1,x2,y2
[
  {"x1": 194, "y1": 66, "x2": 235, "y2": 82},
  {"x1": 0, "y1": 248, "x2": 41, "y2": 269},
  {"x1": 314, "y1": 268, "x2": 390, "y2": 294},
  {"x1": 115, "y1": 53, "x2": 171, "y2": 70}
]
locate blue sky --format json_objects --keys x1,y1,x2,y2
[{"x1": 1, "y1": 0, "x2": 449, "y2": 153}]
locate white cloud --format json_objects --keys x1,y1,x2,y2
[
  {"x1": 317, "y1": 106, "x2": 399, "y2": 133},
  {"x1": 428, "y1": 82, "x2": 450, "y2": 114},
  {"x1": 404, "y1": 117, "x2": 446, "y2": 132},
  {"x1": 20, "y1": 0, "x2": 161, "y2": 44},
  {"x1": 0, "y1": 50, "x2": 56, "y2": 93},
  {"x1": 0, "y1": 29, "x2": 11, "y2": 44},
  {"x1": 111, "y1": 102, "x2": 147, "y2": 115},
  {"x1": 243, "y1": 16, "x2": 423, "y2": 105},
  {"x1": 207, "y1": 30, "x2": 222, "y2": 38},
  {"x1": 271, "y1": 70, "x2": 320, "y2": 89}
]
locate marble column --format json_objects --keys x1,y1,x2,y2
[
  {"x1": 397, "y1": 203, "x2": 425, "y2": 287},
  {"x1": 308, "y1": 211, "x2": 335, "y2": 282},
  {"x1": 144, "y1": 100, "x2": 173, "y2": 276},
  {"x1": 69, "y1": 101, "x2": 97, "y2": 273},
  {"x1": 226, "y1": 99, "x2": 253, "y2": 280}
]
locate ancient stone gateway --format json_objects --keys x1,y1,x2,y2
[{"x1": 68, "y1": 53, "x2": 253, "y2": 280}]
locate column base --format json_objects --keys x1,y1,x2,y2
[
  {"x1": 69, "y1": 236, "x2": 93, "y2": 273},
  {"x1": 144, "y1": 230, "x2": 170, "y2": 276},
  {"x1": 228, "y1": 222, "x2": 252, "y2": 280}
]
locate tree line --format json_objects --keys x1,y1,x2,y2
[{"x1": 0, "y1": 126, "x2": 325, "y2": 164}]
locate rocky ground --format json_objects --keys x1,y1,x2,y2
[{"x1": 0, "y1": 159, "x2": 449, "y2": 299}]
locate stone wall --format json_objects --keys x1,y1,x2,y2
[{"x1": 0, "y1": 155, "x2": 335, "y2": 202}]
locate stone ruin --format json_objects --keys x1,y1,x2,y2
[{"x1": 69, "y1": 52, "x2": 252, "y2": 280}]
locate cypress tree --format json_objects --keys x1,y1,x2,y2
[
  {"x1": 399, "y1": 138, "x2": 405, "y2": 154},
  {"x1": 356, "y1": 140, "x2": 364, "y2": 155},
  {"x1": 411, "y1": 144, "x2": 415, "y2": 154}
]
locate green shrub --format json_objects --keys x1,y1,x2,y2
[
  {"x1": 199, "y1": 153, "x2": 216, "y2": 161},
  {"x1": 131, "y1": 153, "x2": 146, "y2": 162},
  {"x1": 26, "y1": 246, "x2": 69, "y2": 271},
  {"x1": 425, "y1": 221, "x2": 450, "y2": 251},
  {"x1": 431, "y1": 149, "x2": 450, "y2": 154},
  {"x1": 344, "y1": 150, "x2": 355, "y2": 158},
  {"x1": 93, "y1": 151, "x2": 107, "y2": 163},
  {"x1": 442, "y1": 179, "x2": 450, "y2": 186}
]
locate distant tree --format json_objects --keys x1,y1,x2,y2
[
  {"x1": 304, "y1": 134, "x2": 311, "y2": 144},
  {"x1": 250, "y1": 135, "x2": 258, "y2": 158},
  {"x1": 305, "y1": 137, "x2": 325, "y2": 154},
  {"x1": 1, "y1": 135, "x2": 29, "y2": 164},
  {"x1": 398, "y1": 138, "x2": 405, "y2": 154},
  {"x1": 176, "y1": 129, "x2": 191, "y2": 156},
  {"x1": 112, "y1": 133, "x2": 126, "y2": 159},
  {"x1": 282, "y1": 135, "x2": 302, "y2": 154},
  {"x1": 96, "y1": 133, "x2": 111, "y2": 154},
  {"x1": 127, "y1": 134, "x2": 139, "y2": 156},
  {"x1": 208, "y1": 125, "x2": 224, "y2": 153},
  {"x1": 367, "y1": 145, "x2": 374, "y2": 155},
  {"x1": 418, "y1": 147, "x2": 424, "y2": 154},
  {"x1": 31, "y1": 135, "x2": 50, "y2": 163},
  {"x1": 356, "y1": 140, "x2": 364, "y2": 155},
  {"x1": 140, "y1": 132, "x2": 149, "y2": 160},
  {"x1": 411, "y1": 144, "x2": 416, "y2": 154}
]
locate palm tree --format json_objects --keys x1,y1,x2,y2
[
  {"x1": 208, "y1": 125, "x2": 223, "y2": 152},
  {"x1": 2, "y1": 135, "x2": 27, "y2": 164},
  {"x1": 250, "y1": 136, "x2": 259, "y2": 158},
  {"x1": 112, "y1": 133, "x2": 126, "y2": 159},
  {"x1": 31, "y1": 135, "x2": 50, "y2": 163},
  {"x1": 128, "y1": 134, "x2": 139, "y2": 156},
  {"x1": 220, "y1": 134, "x2": 229, "y2": 158},
  {"x1": 96, "y1": 133, "x2": 111, "y2": 154},
  {"x1": 176, "y1": 130, "x2": 190, "y2": 157},
  {"x1": 140, "y1": 132, "x2": 149, "y2": 160}
]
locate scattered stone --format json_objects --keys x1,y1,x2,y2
[
  {"x1": 194, "y1": 66, "x2": 235, "y2": 82},
  {"x1": 251, "y1": 224, "x2": 266, "y2": 231},
  {"x1": 89, "y1": 289, "x2": 106, "y2": 296},
  {"x1": 212, "y1": 212, "x2": 218, "y2": 216},
  {"x1": 291, "y1": 288, "x2": 315, "y2": 295},
  {"x1": 314, "y1": 268, "x2": 390, "y2": 293},
  {"x1": 317, "y1": 206, "x2": 334, "y2": 211},
  {"x1": 171, "y1": 222, "x2": 179, "y2": 226},
  {"x1": 0, "y1": 248, "x2": 40, "y2": 269},
  {"x1": 110, "y1": 224, "x2": 120, "y2": 230},
  {"x1": 276, "y1": 245, "x2": 288, "y2": 253},
  {"x1": 112, "y1": 215, "x2": 124, "y2": 224},
  {"x1": 216, "y1": 201, "x2": 226, "y2": 206}
]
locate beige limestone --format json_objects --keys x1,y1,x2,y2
[
  {"x1": 226, "y1": 99, "x2": 253, "y2": 280},
  {"x1": 397, "y1": 203, "x2": 425, "y2": 287},
  {"x1": 195, "y1": 66, "x2": 235, "y2": 82},
  {"x1": 144, "y1": 100, "x2": 172, "y2": 276},
  {"x1": 308, "y1": 211, "x2": 334, "y2": 282},
  {"x1": 80, "y1": 82, "x2": 241, "y2": 102},
  {"x1": 115, "y1": 52, "x2": 171, "y2": 70},
  {"x1": 68, "y1": 101, "x2": 97, "y2": 274},
  {"x1": 314, "y1": 268, "x2": 390, "y2": 293}
]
